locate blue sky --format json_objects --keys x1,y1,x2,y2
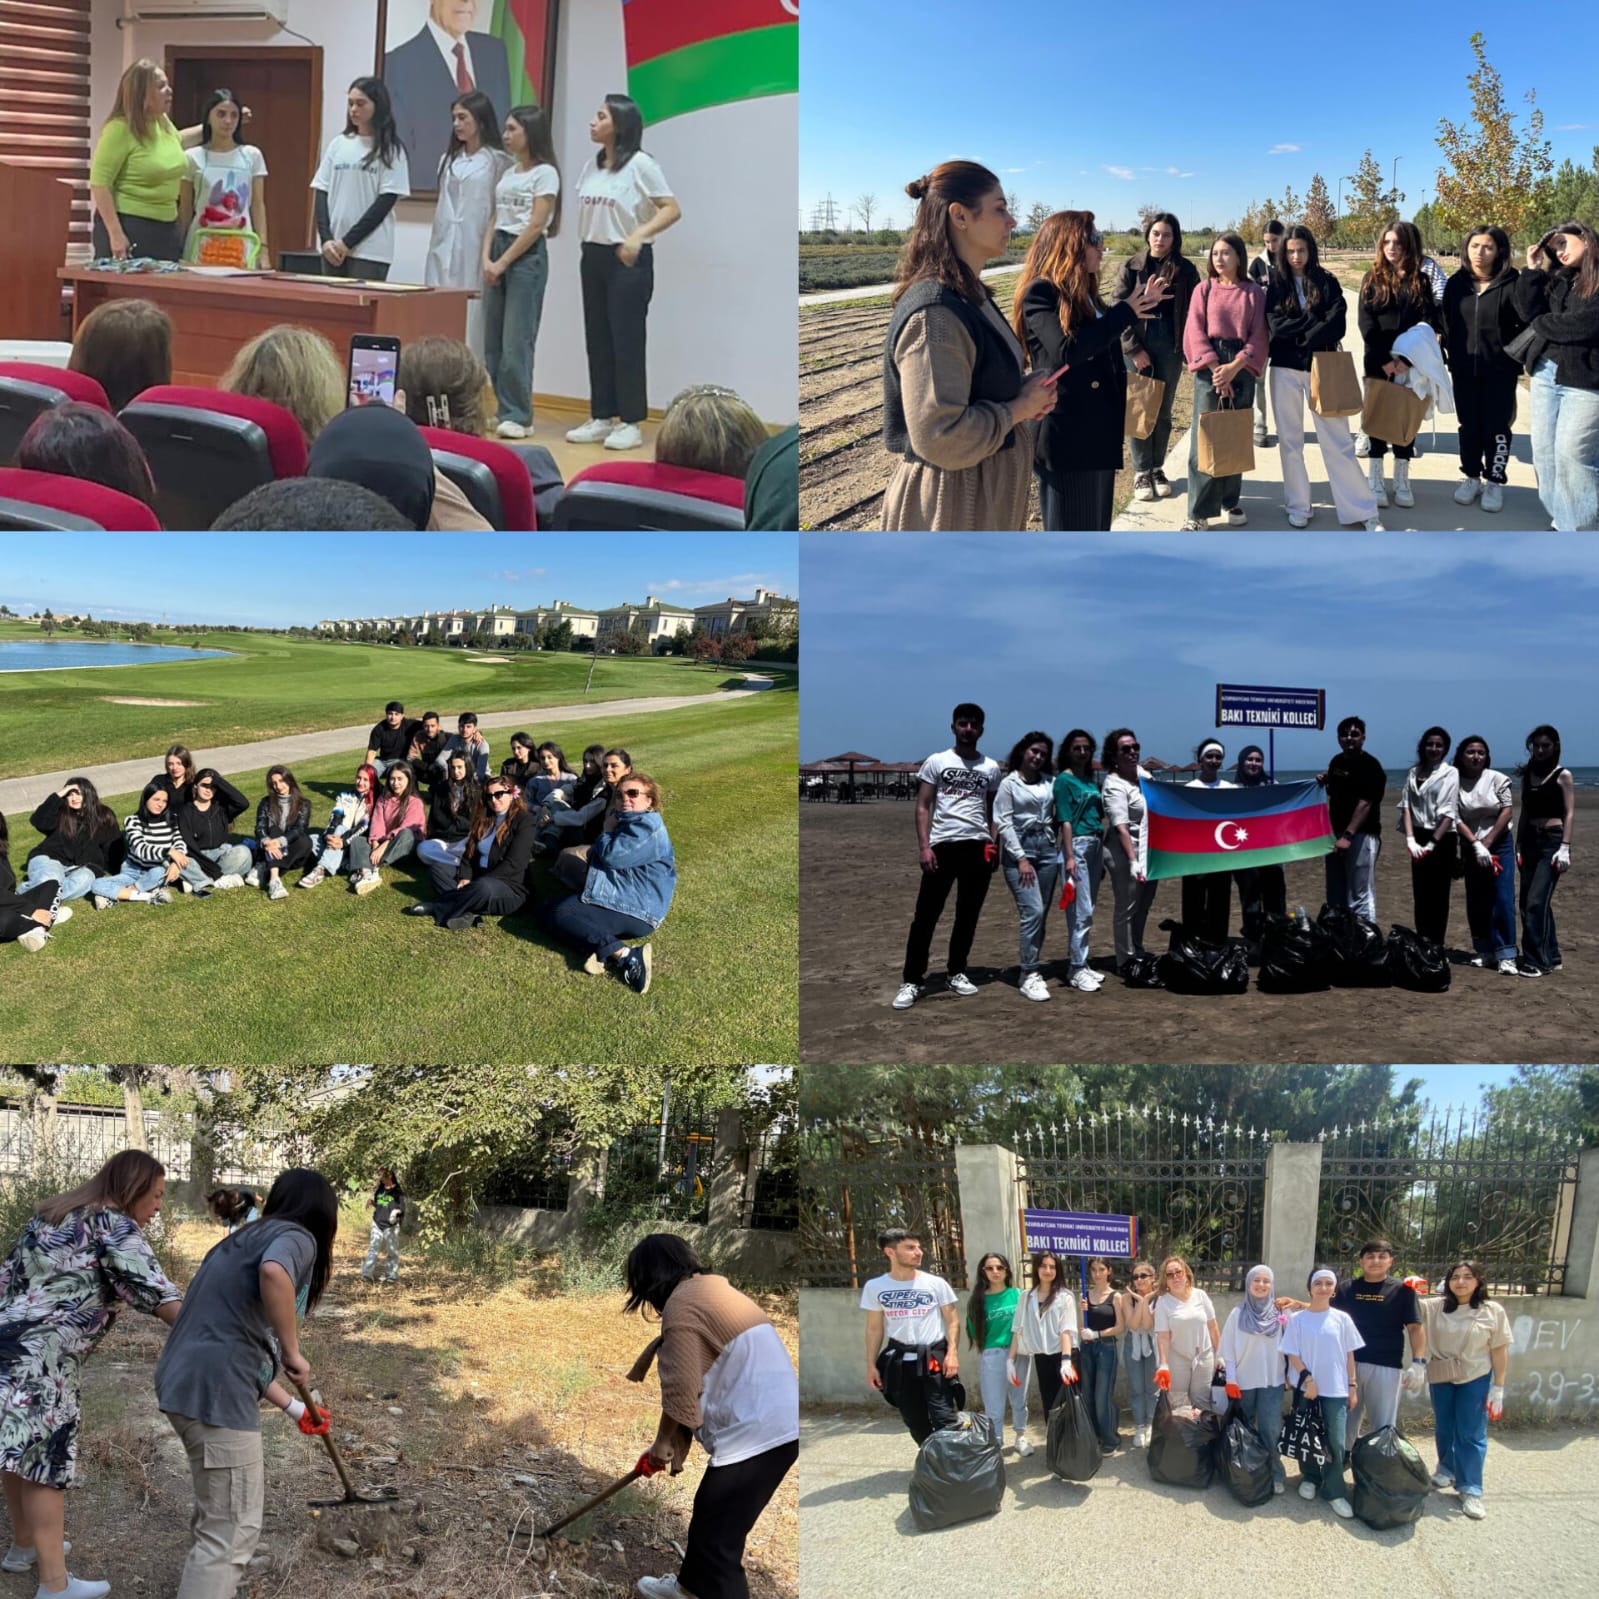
[
  {"x1": 1400, "y1": 1065, "x2": 1517, "y2": 1111},
  {"x1": 800, "y1": 2, "x2": 1597, "y2": 232},
  {"x1": 1, "y1": 533, "x2": 799, "y2": 631},
  {"x1": 800, "y1": 534, "x2": 1599, "y2": 767}
]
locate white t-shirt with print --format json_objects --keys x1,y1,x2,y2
[
  {"x1": 917, "y1": 748, "x2": 1001, "y2": 846},
  {"x1": 311, "y1": 133, "x2": 411, "y2": 264},
  {"x1": 493, "y1": 160, "x2": 560, "y2": 236},
  {"x1": 184, "y1": 143, "x2": 267, "y2": 249},
  {"x1": 1457, "y1": 768, "x2": 1512, "y2": 835},
  {"x1": 1281, "y1": 1307, "x2": 1364, "y2": 1397},
  {"x1": 860, "y1": 1270, "x2": 957, "y2": 1351},
  {"x1": 576, "y1": 151, "x2": 673, "y2": 245}
]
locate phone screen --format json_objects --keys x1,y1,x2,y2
[{"x1": 348, "y1": 342, "x2": 399, "y2": 408}]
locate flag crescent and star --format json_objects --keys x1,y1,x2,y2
[{"x1": 1214, "y1": 821, "x2": 1245, "y2": 850}]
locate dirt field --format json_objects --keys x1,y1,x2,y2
[
  {"x1": 799, "y1": 792, "x2": 1596, "y2": 1065},
  {"x1": 32, "y1": 1217, "x2": 797, "y2": 1599}
]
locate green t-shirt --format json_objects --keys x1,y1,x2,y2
[
  {"x1": 1053, "y1": 770, "x2": 1105, "y2": 838},
  {"x1": 90, "y1": 116, "x2": 188, "y2": 222},
  {"x1": 968, "y1": 1285, "x2": 1020, "y2": 1349}
]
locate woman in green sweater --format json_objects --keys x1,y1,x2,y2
[{"x1": 968, "y1": 1252, "x2": 1030, "y2": 1454}]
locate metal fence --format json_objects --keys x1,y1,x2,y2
[
  {"x1": 800, "y1": 1118, "x2": 966, "y2": 1289},
  {"x1": 603, "y1": 1096, "x2": 724, "y2": 1225},
  {"x1": 1014, "y1": 1106, "x2": 1269, "y2": 1292},
  {"x1": 744, "y1": 1117, "x2": 798, "y2": 1231},
  {"x1": 1315, "y1": 1108, "x2": 1581, "y2": 1293}
]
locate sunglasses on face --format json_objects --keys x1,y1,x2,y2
[
  {"x1": 487, "y1": 789, "x2": 510, "y2": 800},
  {"x1": 1120, "y1": 742, "x2": 1141, "y2": 754},
  {"x1": 620, "y1": 787, "x2": 647, "y2": 798}
]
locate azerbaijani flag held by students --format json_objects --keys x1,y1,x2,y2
[
  {"x1": 622, "y1": 0, "x2": 799, "y2": 125},
  {"x1": 489, "y1": 0, "x2": 556, "y2": 108},
  {"x1": 1138, "y1": 779, "x2": 1334, "y2": 881}
]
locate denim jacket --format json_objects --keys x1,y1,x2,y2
[{"x1": 581, "y1": 810, "x2": 676, "y2": 928}]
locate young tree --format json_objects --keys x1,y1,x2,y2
[
  {"x1": 1007, "y1": 189, "x2": 1021, "y2": 224},
  {"x1": 1527, "y1": 146, "x2": 1599, "y2": 239},
  {"x1": 1302, "y1": 172, "x2": 1335, "y2": 240},
  {"x1": 690, "y1": 635, "x2": 723, "y2": 666},
  {"x1": 1434, "y1": 31, "x2": 1554, "y2": 241},
  {"x1": 1344, "y1": 147, "x2": 1391, "y2": 242},
  {"x1": 1136, "y1": 201, "x2": 1165, "y2": 235},
  {"x1": 41, "y1": 608, "x2": 54, "y2": 637},
  {"x1": 1275, "y1": 185, "x2": 1301, "y2": 228},
  {"x1": 854, "y1": 192, "x2": 878, "y2": 232},
  {"x1": 540, "y1": 617, "x2": 574, "y2": 652},
  {"x1": 1024, "y1": 200, "x2": 1053, "y2": 234}
]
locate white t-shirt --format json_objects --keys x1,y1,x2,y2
[
  {"x1": 311, "y1": 133, "x2": 411, "y2": 264},
  {"x1": 1186, "y1": 777, "x2": 1237, "y2": 789},
  {"x1": 1281, "y1": 1307, "x2": 1364, "y2": 1397},
  {"x1": 494, "y1": 160, "x2": 560, "y2": 236},
  {"x1": 860, "y1": 1270, "x2": 957, "y2": 1351},
  {"x1": 184, "y1": 144, "x2": 267, "y2": 246},
  {"x1": 1102, "y1": 766, "x2": 1152, "y2": 840},
  {"x1": 697, "y1": 1322, "x2": 799, "y2": 1466},
  {"x1": 1154, "y1": 1289, "x2": 1218, "y2": 1361},
  {"x1": 576, "y1": 150, "x2": 673, "y2": 245},
  {"x1": 1457, "y1": 768, "x2": 1512, "y2": 835},
  {"x1": 917, "y1": 748, "x2": 1001, "y2": 846}
]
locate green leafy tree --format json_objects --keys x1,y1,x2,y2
[
  {"x1": 1527, "y1": 146, "x2": 1599, "y2": 238},
  {"x1": 539, "y1": 617, "x2": 574, "y2": 652},
  {"x1": 41, "y1": 609, "x2": 54, "y2": 637},
  {"x1": 1024, "y1": 201, "x2": 1053, "y2": 234},
  {"x1": 1274, "y1": 185, "x2": 1301, "y2": 228},
  {"x1": 1302, "y1": 172, "x2": 1335, "y2": 240},
  {"x1": 1344, "y1": 147, "x2": 1391, "y2": 243},
  {"x1": 613, "y1": 629, "x2": 646, "y2": 657}
]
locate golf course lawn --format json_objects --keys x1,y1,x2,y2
[
  {"x1": 2, "y1": 685, "x2": 797, "y2": 1066},
  {"x1": 0, "y1": 630, "x2": 746, "y2": 768}
]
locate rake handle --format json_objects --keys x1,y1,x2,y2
[{"x1": 292, "y1": 1375, "x2": 359, "y2": 1499}]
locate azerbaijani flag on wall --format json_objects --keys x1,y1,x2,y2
[
  {"x1": 490, "y1": 0, "x2": 556, "y2": 108},
  {"x1": 622, "y1": 0, "x2": 799, "y2": 125},
  {"x1": 1138, "y1": 779, "x2": 1335, "y2": 881}
]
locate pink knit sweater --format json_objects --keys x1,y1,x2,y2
[{"x1": 1184, "y1": 279, "x2": 1268, "y2": 375}]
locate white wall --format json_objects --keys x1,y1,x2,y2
[{"x1": 91, "y1": 0, "x2": 796, "y2": 419}]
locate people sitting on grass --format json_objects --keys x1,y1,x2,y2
[
  {"x1": 365, "y1": 701, "x2": 419, "y2": 776},
  {"x1": 174, "y1": 767, "x2": 252, "y2": 888},
  {"x1": 15, "y1": 404, "x2": 158, "y2": 509},
  {"x1": 536, "y1": 770, "x2": 674, "y2": 994},
  {"x1": 21, "y1": 778, "x2": 120, "y2": 903},
  {"x1": 92, "y1": 781, "x2": 206, "y2": 907},
  {"x1": 417, "y1": 750, "x2": 479, "y2": 891},
  {"x1": 246, "y1": 764, "x2": 313, "y2": 900},
  {"x1": 1, "y1": 811, "x2": 73, "y2": 953},
  {"x1": 525, "y1": 740, "x2": 578, "y2": 809},
  {"x1": 435, "y1": 710, "x2": 492, "y2": 781},
  {"x1": 345, "y1": 760, "x2": 427, "y2": 895},
  {"x1": 533, "y1": 745, "x2": 630, "y2": 852},
  {"x1": 300, "y1": 763, "x2": 378, "y2": 888},
  {"x1": 406, "y1": 777, "x2": 536, "y2": 930}
]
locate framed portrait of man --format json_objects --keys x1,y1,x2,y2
[{"x1": 377, "y1": 0, "x2": 560, "y2": 195}]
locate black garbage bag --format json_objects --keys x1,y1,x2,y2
[
  {"x1": 908, "y1": 1411, "x2": 1005, "y2": 1531},
  {"x1": 1121, "y1": 953, "x2": 1164, "y2": 988},
  {"x1": 1155, "y1": 919, "x2": 1250, "y2": 995},
  {"x1": 1317, "y1": 904, "x2": 1392, "y2": 987},
  {"x1": 1147, "y1": 1392, "x2": 1223, "y2": 1489},
  {"x1": 1351, "y1": 1426, "x2": 1430, "y2": 1529},
  {"x1": 1257, "y1": 914, "x2": 1334, "y2": 993},
  {"x1": 1385, "y1": 924, "x2": 1451, "y2": 992},
  {"x1": 1045, "y1": 1385, "x2": 1102, "y2": 1482},
  {"x1": 1219, "y1": 1403, "x2": 1276, "y2": 1505}
]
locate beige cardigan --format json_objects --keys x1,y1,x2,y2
[{"x1": 627, "y1": 1273, "x2": 772, "y2": 1430}]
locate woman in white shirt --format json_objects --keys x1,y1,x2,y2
[
  {"x1": 565, "y1": 94, "x2": 683, "y2": 453},
  {"x1": 178, "y1": 88, "x2": 268, "y2": 265},
  {"x1": 1281, "y1": 1266, "x2": 1364, "y2": 1518},
  {"x1": 1100, "y1": 727, "x2": 1157, "y2": 973},
  {"x1": 482, "y1": 103, "x2": 561, "y2": 440},
  {"x1": 995, "y1": 732, "x2": 1062, "y2": 1004},
  {"x1": 1217, "y1": 1264, "x2": 1288, "y2": 1493},
  {"x1": 1008, "y1": 1250, "x2": 1078, "y2": 1426},
  {"x1": 1182, "y1": 738, "x2": 1237, "y2": 943},
  {"x1": 1452, "y1": 735, "x2": 1517, "y2": 975},
  {"x1": 1153, "y1": 1254, "x2": 1221, "y2": 1411},
  {"x1": 311, "y1": 77, "x2": 411, "y2": 281},
  {"x1": 426, "y1": 91, "x2": 512, "y2": 359},
  {"x1": 1398, "y1": 724, "x2": 1460, "y2": 946}
]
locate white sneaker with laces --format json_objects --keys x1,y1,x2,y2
[
  {"x1": 33, "y1": 1575, "x2": 109, "y2": 1599},
  {"x1": 636, "y1": 1575, "x2": 696, "y2": 1599},
  {"x1": 1461, "y1": 1495, "x2": 1486, "y2": 1519},
  {"x1": 947, "y1": 972, "x2": 979, "y2": 996},
  {"x1": 1481, "y1": 481, "x2": 1504, "y2": 512},
  {"x1": 51, "y1": 905, "x2": 72, "y2": 926},
  {"x1": 1068, "y1": 968, "x2": 1100, "y2": 992},
  {"x1": 1355, "y1": 431, "x2": 1371, "y2": 457},
  {"x1": 243, "y1": 868, "x2": 260, "y2": 887},
  {"x1": 1018, "y1": 972, "x2": 1050, "y2": 1002},
  {"x1": 92, "y1": 893, "x2": 113, "y2": 910},
  {"x1": 148, "y1": 886, "x2": 172, "y2": 905},
  {"x1": 1015, "y1": 1437, "x2": 1034, "y2": 1457},
  {"x1": 1430, "y1": 1470, "x2": 1455, "y2": 1488},
  {"x1": 268, "y1": 878, "x2": 288, "y2": 901},
  {"x1": 892, "y1": 982, "x2": 920, "y2": 1010},
  {"x1": 17, "y1": 926, "x2": 49, "y2": 953},
  {"x1": 566, "y1": 416, "x2": 615, "y2": 444},
  {"x1": 1468, "y1": 954, "x2": 1490, "y2": 968},
  {"x1": 1179, "y1": 518, "x2": 1208, "y2": 530},
  {"x1": 496, "y1": 419, "x2": 530, "y2": 439},
  {"x1": 1364, "y1": 517, "x2": 1385, "y2": 531},
  {"x1": 604, "y1": 422, "x2": 645, "y2": 451},
  {"x1": 1329, "y1": 1497, "x2": 1354, "y2": 1519},
  {"x1": 1454, "y1": 476, "x2": 1482, "y2": 505},
  {"x1": 2, "y1": 1540, "x2": 69, "y2": 1573},
  {"x1": 1497, "y1": 958, "x2": 1518, "y2": 975},
  {"x1": 298, "y1": 866, "x2": 326, "y2": 889},
  {"x1": 213, "y1": 873, "x2": 244, "y2": 890},
  {"x1": 354, "y1": 869, "x2": 383, "y2": 897},
  {"x1": 1368, "y1": 461, "x2": 1388, "y2": 507},
  {"x1": 1392, "y1": 460, "x2": 1415, "y2": 508},
  {"x1": 1287, "y1": 511, "x2": 1310, "y2": 529}
]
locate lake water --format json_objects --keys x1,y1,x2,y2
[{"x1": 0, "y1": 641, "x2": 232, "y2": 672}]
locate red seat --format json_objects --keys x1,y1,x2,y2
[
  {"x1": 0, "y1": 363, "x2": 112, "y2": 410},
  {"x1": 554, "y1": 460, "x2": 746, "y2": 530},
  {"x1": 418, "y1": 426, "x2": 536, "y2": 530},
  {"x1": 0, "y1": 363, "x2": 113, "y2": 466},
  {"x1": 0, "y1": 466, "x2": 161, "y2": 530}
]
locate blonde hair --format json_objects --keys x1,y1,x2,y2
[
  {"x1": 38, "y1": 1150, "x2": 165, "y2": 1226},
  {"x1": 108, "y1": 59, "x2": 169, "y2": 144},
  {"x1": 655, "y1": 385, "x2": 767, "y2": 479},
  {"x1": 220, "y1": 324, "x2": 344, "y2": 446},
  {"x1": 398, "y1": 336, "x2": 494, "y2": 435},
  {"x1": 1158, "y1": 1254, "x2": 1195, "y2": 1292}
]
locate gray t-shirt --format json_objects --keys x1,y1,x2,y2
[{"x1": 154, "y1": 1218, "x2": 316, "y2": 1431}]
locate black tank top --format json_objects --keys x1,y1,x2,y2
[
  {"x1": 1521, "y1": 768, "x2": 1568, "y2": 822},
  {"x1": 1085, "y1": 1292, "x2": 1117, "y2": 1333}
]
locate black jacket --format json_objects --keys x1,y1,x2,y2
[
  {"x1": 254, "y1": 793, "x2": 311, "y2": 843},
  {"x1": 1111, "y1": 250, "x2": 1199, "y2": 360},
  {"x1": 428, "y1": 782, "x2": 476, "y2": 843},
  {"x1": 177, "y1": 776, "x2": 250, "y2": 870},
  {"x1": 1357, "y1": 276, "x2": 1444, "y2": 377},
  {"x1": 26, "y1": 792, "x2": 118, "y2": 871},
  {"x1": 1441, "y1": 267, "x2": 1526, "y2": 382},
  {"x1": 1021, "y1": 281, "x2": 1136, "y2": 474},
  {"x1": 1513, "y1": 268, "x2": 1599, "y2": 391},
  {"x1": 1264, "y1": 268, "x2": 1349, "y2": 372},
  {"x1": 463, "y1": 809, "x2": 536, "y2": 887}
]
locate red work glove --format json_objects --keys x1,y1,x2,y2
[
  {"x1": 1154, "y1": 1366, "x2": 1171, "y2": 1391},
  {"x1": 1059, "y1": 877, "x2": 1076, "y2": 910},
  {"x1": 635, "y1": 1451, "x2": 662, "y2": 1477},
  {"x1": 1403, "y1": 1275, "x2": 1430, "y2": 1294},
  {"x1": 297, "y1": 1404, "x2": 332, "y2": 1437},
  {"x1": 1225, "y1": 1382, "x2": 1242, "y2": 1400},
  {"x1": 982, "y1": 840, "x2": 999, "y2": 867}
]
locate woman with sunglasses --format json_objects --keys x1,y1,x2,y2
[
  {"x1": 1452, "y1": 735, "x2": 1517, "y2": 975},
  {"x1": 1052, "y1": 728, "x2": 1105, "y2": 991},
  {"x1": 173, "y1": 767, "x2": 252, "y2": 890},
  {"x1": 1122, "y1": 1260, "x2": 1160, "y2": 1446},
  {"x1": 1398, "y1": 725, "x2": 1459, "y2": 947},
  {"x1": 346, "y1": 761, "x2": 428, "y2": 896},
  {"x1": 405, "y1": 779, "x2": 535, "y2": 931},
  {"x1": 1100, "y1": 728, "x2": 1157, "y2": 974},
  {"x1": 966, "y1": 1253, "x2": 1029, "y2": 1453},
  {"x1": 1009, "y1": 1251, "x2": 1078, "y2": 1430},
  {"x1": 1153, "y1": 1255, "x2": 1221, "y2": 1411}
]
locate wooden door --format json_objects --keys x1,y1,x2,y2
[{"x1": 166, "y1": 46, "x2": 321, "y2": 263}]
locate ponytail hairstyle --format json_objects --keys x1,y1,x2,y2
[{"x1": 893, "y1": 160, "x2": 1005, "y2": 307}]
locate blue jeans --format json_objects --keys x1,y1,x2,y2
[
  {"x1": 1324, "y1": 832, "x2": 1380, "y2": 923},
  {"x1": 1312, "y1": 1395, "x2": 1349, "y2": 1502},
  {"x1": 1124, "y1": 1342, "x2": 1159, "y2": 1428},
  {"x1": 1002, "y1": 851, "x2": 1061, "y2": 973},
  {"x1": 1430, "y1": 1372, "x2": 1491, "y2": 1495},
  {"x1": 199, "y1": 843, "x2": 252, "y2": 878},
  {"x1": 1463, "y1": 830, "x2": 1517, "y2": 962},
  {"x1": 22, "y1": 856, "x2": 96, "y2": 901},
  {"x1": 1066, "y1": 833, "x2": 1103, "y2": 972},
  {"x1": 1237, "y1": 1386, "x2": 1287, "y2": 1483},
  {"x1": 1187, "y1": 350, "x2": 1257, "y2": 520},
  {"x1": 484, "y1": 232, "x2": 550, "y2": 428},
  {"x1": 90, "y1": 863, "x2": 168, "y2": 899},
  {"x1": 538, "y1": 893, "x2": 655, "y2": 959},
  {"x1": 1530, "y1": 357, "x2": 1599, "y2": 530},
  {"x1": 1519, "y1": 825, "x2": 1565, "y2": 971},
  {"x1": 977, "y1": 1348, "x2": 1027, "y2": 1444},
  {"x1": 1079, "y1": 1336, "x2": 1119, "y2": 1447}
]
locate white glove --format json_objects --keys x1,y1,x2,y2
[
  {"x1": 1487, "y1": 1384, "x2": 1505, "y2": 1420},
  {"x1": 283, "y1": 1397, "x2": 307, "y2": 1420},
  {"x1": 1473, "y1": 839, "x2": 1493, "y2": 868},
  {"x1": 1406, "y1": 837, "x2": 1428, "y2": 861},
  {"x1": 1060, "y1": 1358, "x2": 1077, "y2": 1384},
  {"x1": 1553, "y1": 844, "x2": 1571, "y2": 873},
  {"x1": 1402, "y1": 1362, "x2": 1426, "y2": 1396},
  {"x1": 1080, "y1": 1327, "x2": 1099, "y2": 1342}
]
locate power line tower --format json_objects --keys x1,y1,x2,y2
[{"x1": 814, "y1": 193, "x2": 841, "y2": 231}]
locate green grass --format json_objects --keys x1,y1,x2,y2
[
  {"x1": 1, "y1": 686, "x2": 797, "y2": 1066},
  {"x1": 0, "y1": 630, "x2": 738, "y2": 769}
]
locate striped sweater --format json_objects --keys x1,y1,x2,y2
[{"x1": 122, "y1": 810, "x2": 183, "y2": 868}]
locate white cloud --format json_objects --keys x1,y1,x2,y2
[
  {"x1": 1268, "y1": 143, "x2": 1301, "y2": 155},
  {"x1": 1556, "y1": 122, "x2": 1589, "y2": 131},
  {"x1": 650, "y1": 573, "x2": 791, "y2": 596},
  {"x1": 489, "y1": 568, "x2": 547, "y2": 582},
  {"x1": 1178, "y1": 171, "x2": 1196, "y2": 179},
  {"x1": 1104, "y1": 165, "x2": 1137, "y2": 181},
  {"x1": 1003, "y1": 166, "x2": 1026, "y2": 174}
]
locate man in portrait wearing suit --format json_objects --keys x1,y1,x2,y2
[{"x1": 383, "y1": 0, "x2": 512, "y2": 187}]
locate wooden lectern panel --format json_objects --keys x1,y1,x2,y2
[{"x1": 0, "y1": 162, "x2": 72, "y2": 340}]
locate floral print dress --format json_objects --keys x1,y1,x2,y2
[{"x1": 0, "y1": 1206, "x2": 182, "y2": 1487}]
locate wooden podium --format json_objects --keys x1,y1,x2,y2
[
  {"x1": 57, "y1": 269, "x2": 477, "y2": 386},
  {"x1": 0, "y1": 163, "x2": 72, "y2": 340}
]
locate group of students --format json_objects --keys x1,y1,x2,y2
[
  {"x1": 2, "y1": 704, "x2": 678, "y2": 994},
  {"x1": 862, "y1": 1227, "x2": 1512, "y2": 1521},
  {"x1": 0, "y1": 1150, "x2": 796, "y2": 1599},
  {"x1": 880, "y1": 158, "x2": 1599, "y2": 531},
  {"x1": 891, "y1": 702, "x2": 1576, "y2": 1008}
]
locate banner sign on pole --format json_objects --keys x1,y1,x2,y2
[
  {"x1": 1021, "y1": 1208, "x2": 1138, "y2": 1258},
  {"x1": 1215, "y1": 683, "x2": 1326, "y2": 731}
]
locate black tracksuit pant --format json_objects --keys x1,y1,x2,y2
[
  {"x1": 878, "y1": 1342, "x2": 962, "y2": 1444},
  {"x1": 580, "y1": 241, "x2": 654, "y2": 424},
  {"x1": 902, "y1": 838, "x2": 994, "y2": 984},
  {"x1": 677, "y1": 1439, "x2": 798, "y2": 1599},
  {"x1": 1410, "y1": 834, "x2": 1458, "y2": 945},
  {"x1": 1454, "y1": 370, "x2": 1519, "y2": 483}
]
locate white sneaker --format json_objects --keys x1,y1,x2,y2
[
  {"x1": 1287, "y1": 511, "x2": 1310, "y2": 529},
  {"x1": 213, "y1": 873, "x2": 244, "y2": 891},
  {"x1": 243, "y1": 868, "x2": 260, "y2": 887},
  {"x1": 1223, "y1": 507, "x2": 1247, "y2": 526},
  {"x1": 1430, "y1": 1470, "x2": 1455, "y2": 1489},
  {"x1": 33, "y1": 1576, "x2": 108, "y2": 1599},
  {"x1": 51, "y1": 905, "x2": 72, "y2": 926},
  {"x1": 1368, "y1": 461, "x2": 1388, "y2": 507},
  {"x1": 17, "y1": 926, "x2": 49, "y2": 953},
  {"x1": 1481, "y1": 481, "x2": 1503, "y2": 512},
  {"x1": 126, "y1": 889, "x2": 155, "y2": 904},
  {"x1": 92, "y1": 893, "x2": 113, "y2": 911},
  {"x1": 1018, "y1": 972, "x2": 1050, "y2": 1002},
  {"x1": 1363, "y1": 517, "x2": 1386, "y2": 531},
  {"x1": 1355, "y1": 431, "x2": 1371, "y2": 457},
  {"x1": 1328, "y1": 1497, "x2": 1354, "y2": 1519},
  {"x1": 268, "y1": 878, "x2": 288, "y2": 901},
  {"x1": 566, "y1": 416, "x2": 615, "y2": 444},
  {"x1": 636, "y1": 1576, "x2": 695, "y2": 1599},
  {"x1": 1068, "y1": 968, "x2": 1100, "y2": 992},
  {"x1": 1015, "y1": 1437, "x2": 1034, "y2": 1457},
  {"x1": 604, "y1": 422, "x2": 645, "y2": 451},
  {"x1": 354, "y1": 869, "x2": 383, "y2": 897},
  {"x1": 1454, "y1": 477, "x2": 1481, "y2": 505},
  {"x1": 2, "y1": 1540, "x2": 69, "y2": 1572},
  {"x1": 1132, "y1": 473, "x2": 1156, "y2": 501},
  {"x1": 947, "y1": 972, "x2": 979, "y2": 996},
  {"x1": 148, "y1": 886, "x2": 172, "y2": 905},
  {"x1": 1461, "y1": 1495, "x2": 1486, "y2": 1519},
  {"x1": 298, "y1": 866, "x2": 326, "y2": 889},
  {"x1": 496, "y1": 419, "x2": 530, "y2": 440},
  {"x1": 1179, "y1": 517, "x2": 1208, "y2": 530},
  {"x1": 1298, "y1": 1480, "x2": 1318, "y2": 1500},
  {"x1": 1392, "y1": 461, "x2": 1414, "y2": 508},
  {"x1": 892, "y1": 982, "x2": 920, "y2": 1010},
  {"x1": 1497, "y1": 958, "x2": 1518, "y2": 975}
]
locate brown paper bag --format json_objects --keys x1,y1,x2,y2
[
  {"x1": 1310, "y1": 350, "x2": 1362, "y2": 417},
  {"x1": 1361, "y1": 376, "x2": 1429, "y2": 446},
  {"x1": 1197, "y1": 402, "x2": 1255, "y2": 477},
  {"x1": 1125, "y1": 370, "x2": 1166, "y2": 439}
]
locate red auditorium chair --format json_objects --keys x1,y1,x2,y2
[
  {"x1": 118, "y1": 385, "x2": 308, "y2": 530},
  {"x1": 0, "y1": 364, "x2": 112, "y2": 465},
  {"x1": 0, "y1": 466, "x2": 161, "y2": 530},
  {"x1": 552, "y1": 460, "x2": 746, "y2": 530},
  {"x1": 418, "y1": 426, "x2": 536, "y2": 530}
]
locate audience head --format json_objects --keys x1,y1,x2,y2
[
  {"x1": 1280, "y1": 223, "x2": 1323, "y2": 278},
  {"x1": 16, "y1": 404, "x2": 156, "y2": 506},
  {"x1": 220, "y1": 325, "x2": 344, "y2": 446},
  {"x1": 199, "y1": 86, "x2": 244, "y2": 145},
  {"x1": 307, "y1": 406, "x2": 435, "y2": 529},
  {"x1": 656, "y1": 385, "x2": 767, "y2": 479},
  {"x1": 354, "y1": 762, "x2": 378, "y2": 798},
  {"x1": 503, "y1": 104, "x2": 562, "y2": 234},
  {"x1": 593, "y1": 93, "x2": 644, "y2": 169},
  {"x1": 211, "y1": 476, "x2": 411, "y2": 531},
  {"x1": 471, "y1": 771, "x2": 527, "y2": 848},
  {"x1": 108, "y1": 59, "x2": 171, "y2": 141},
  {"x1": 537, "y1": 740, "x2": 568, "y2": 776},
  {"x1": 743, "y1": 422, "x2": 798, "y2": 530},
  {"x1": 445, "y1": 752, "x2": 474, "y2": 790},
  {"x1": 70, "y1": 299, "x2": 172, "y2": 413},
  {"x1": 398, "y1": 337, "x2": 492, "y2": 435}
]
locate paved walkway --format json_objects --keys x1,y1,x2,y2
[
  {"x1": 1112, "y1": 295, "x2": 1544, "y2": 531},
  {"x1": 801, "y1": 263, "x2": 1015, "y2": 307},
  {"x1": 0, "y1": 676, "x2": 776, "y2": 813},
  {"x1": 800, "y1": 1411, "x2": 1599, "y2": 1594}
]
